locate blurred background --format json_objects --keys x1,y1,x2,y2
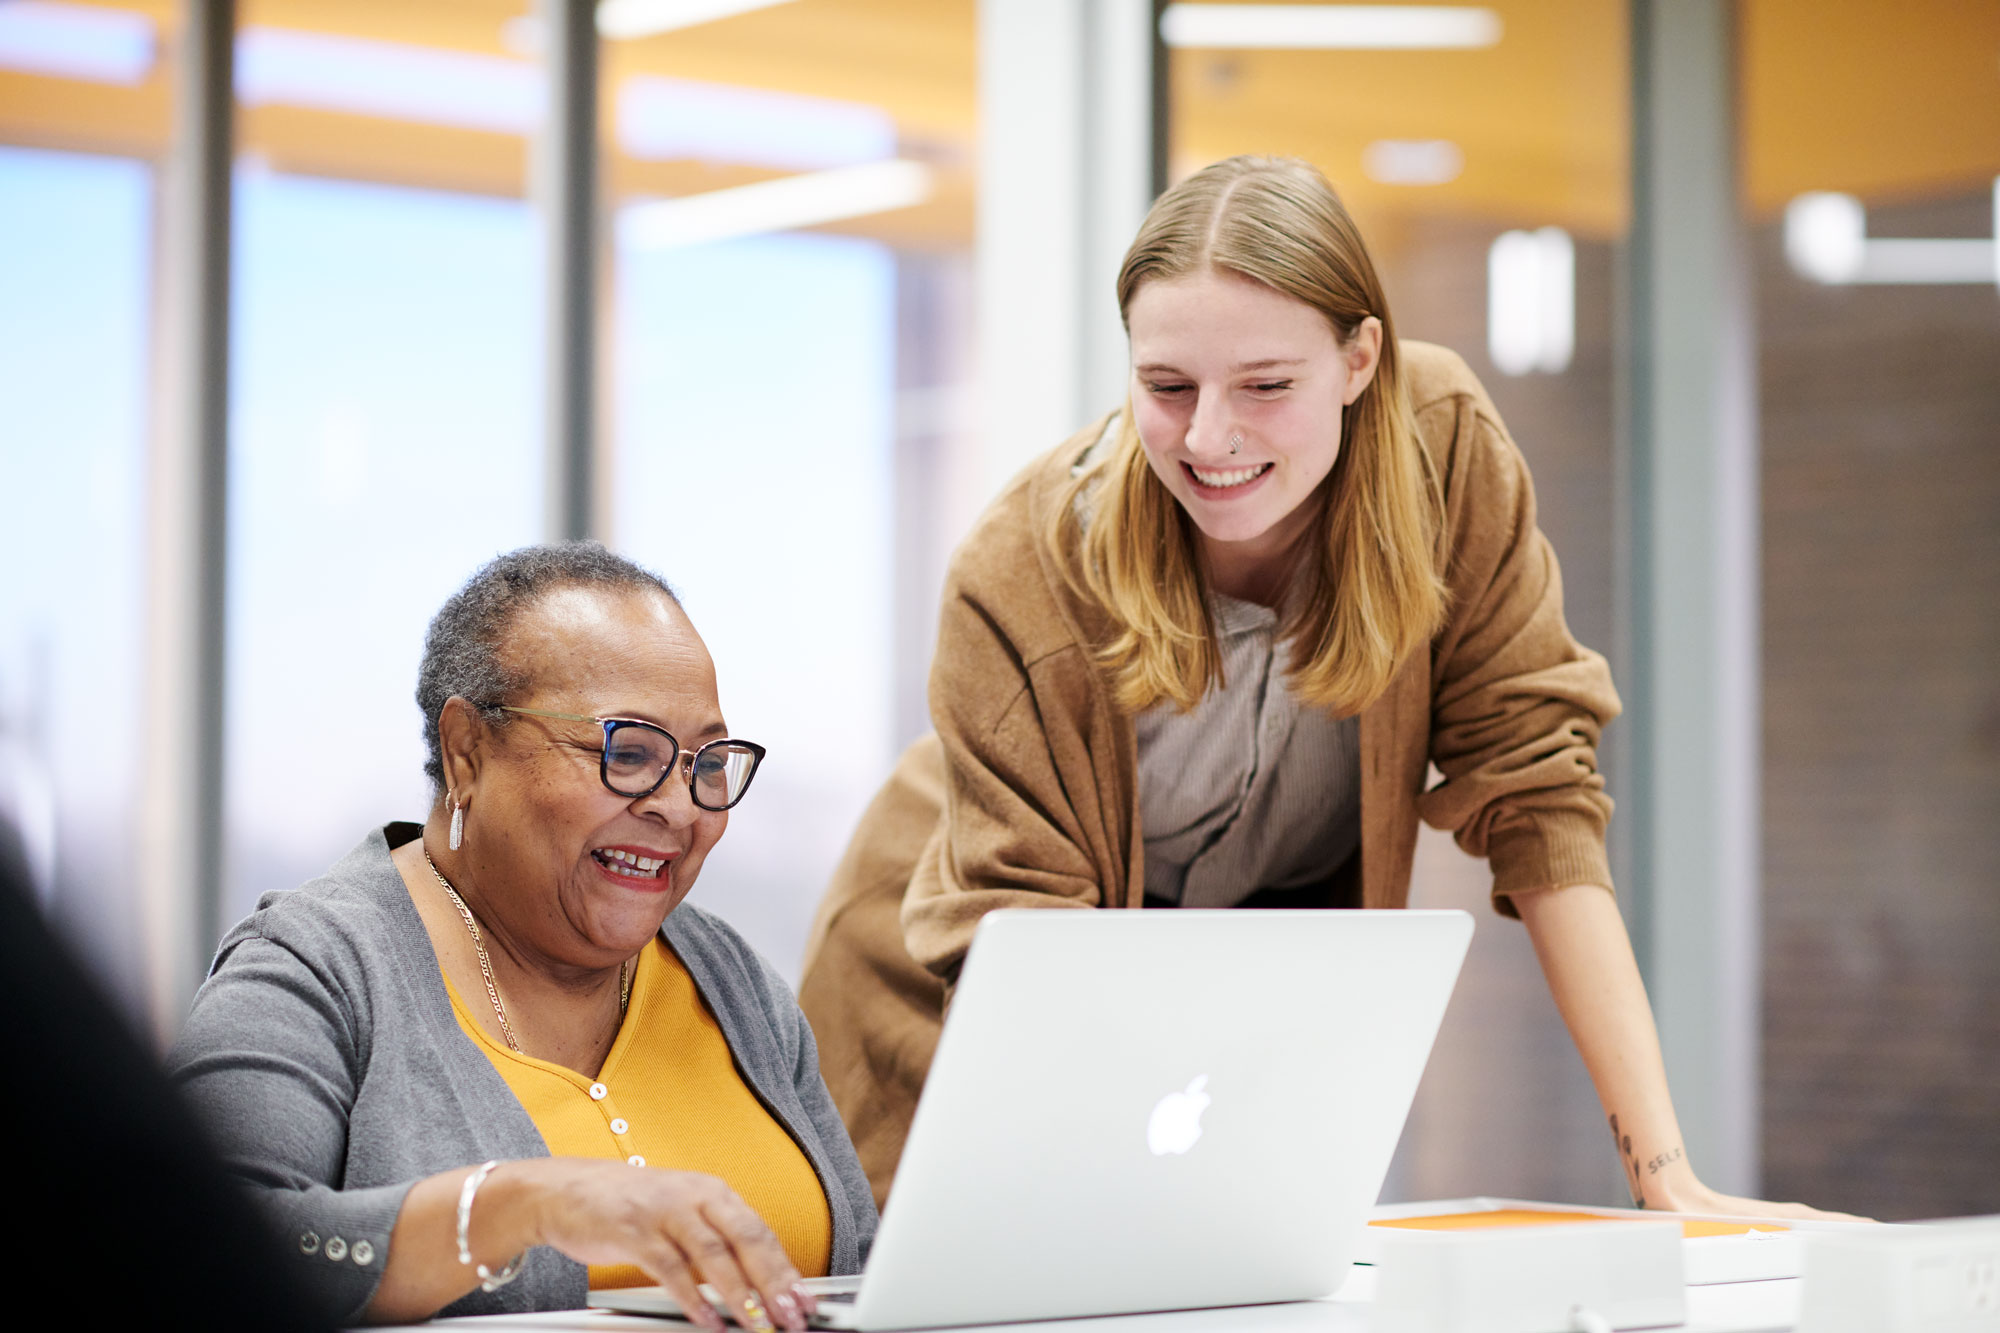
[{"x1": 1, "y1": 0, "x2": 1994, "y2": 1222}]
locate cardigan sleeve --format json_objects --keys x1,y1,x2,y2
[
  {"x1": 1412, "y1": 393, "x2": 1622, "y2": 913},
  {"x1": 169, "y1": 935, "x2": 412, "y2": 1325},
  {"x1": 768, "y1": 957, "x2": 881, "y2": 1271},
  {"x1": 898, "y1": 467, "x2": 1131, "y2": 982}
]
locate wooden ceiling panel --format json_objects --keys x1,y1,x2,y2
[
  {"x1": 10, "y1": 1, "x2": 1999, "y2": 248},
  {"x1": 1172, "y1": 1, "x2": 1629, "y2": 237},
  {"x1": 1741, "y1": 0, "x2": 2000, "y2": 216}
]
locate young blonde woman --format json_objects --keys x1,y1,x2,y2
[{"x1": 801, "y1": 155, "x2": 1837, "y2": 1222}]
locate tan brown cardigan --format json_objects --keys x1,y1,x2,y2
[{"x1": 798, "y1": 341, "x2": 1621, "y2": 1206}]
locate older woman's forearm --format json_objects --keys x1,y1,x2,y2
[
  {"x1": 360, "y1": 1158, "x2": 810, "y2": 1329},
  {"x1": 361, "y1": 1164, "x2": 539, "y2": 1324},
  {"x1": 1511, "y1": 883, "x2": 1704, "y2": 1209}
]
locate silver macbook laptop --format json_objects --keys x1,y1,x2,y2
[{"x1": 595, "y1": 907, "x2": 1472, "y2": 1329}]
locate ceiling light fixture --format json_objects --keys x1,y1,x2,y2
[
  {"x1": 1362, "y1": 139, "x2": 1464, "y2": 186},
  {"x1": 619, "y1": 159, "x2": 932, "y2": 251},
  {"x1": 1160, "y1": 4, "x2": 1501, "y2": 50},
  {"x1": 1783, "y1": 184, "x2": 1999, "y2": 286},
  {"x1": 234, "y1": 28, "x2": 540, "y2": 136},
  {"x1": 597, "y1": 0, "x2": 799, "y2": 41},
  {"x1": 0, "y1": 1, "x2": 153, "y2": 84},
  {"x1": 1488, "y1": 227, "x2": 1573, "y2": 376}
]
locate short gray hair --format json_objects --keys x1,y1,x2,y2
[{"x1": 416, "y1": 542, "x2": 679, "y2": 792}]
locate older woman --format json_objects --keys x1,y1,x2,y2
[{"x1": 170, "y1": 544, "x2": 875, "y2": 1327}]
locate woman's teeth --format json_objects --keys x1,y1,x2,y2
[
  {"x1": 1188, "y1": 462, "x2": 1272, "y2": 488},
  {"x1": 594, "y1": 849, "x2": 666, "y2": 878}
]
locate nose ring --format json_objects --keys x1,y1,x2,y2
[{"x1": 1229, "y1": 433, "x2": 1242, "y2": 455}]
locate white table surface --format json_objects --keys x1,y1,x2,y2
[{"x1": 405, "y1": 1266, "x2": 1803, "y2": 1333}]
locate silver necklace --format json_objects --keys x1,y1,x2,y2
[{"x1": 422, "y1": 849, "x2": 629, "y2": 1053}]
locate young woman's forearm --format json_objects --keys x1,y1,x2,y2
[
  {"x1": 1511, "y1": 884, "x2": 1701, "y2": 1208},
  {"x1": 1513, "y1": 883, "x2": 1865, "y2": 1220}
]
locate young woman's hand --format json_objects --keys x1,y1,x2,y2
[{"x1": 1644, "y1": 1178, "x2": 1873, "y2": 1224}]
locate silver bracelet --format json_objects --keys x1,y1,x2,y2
[{"x1": 455, "y1": 1160, "x2": 524, "y2": 1293}]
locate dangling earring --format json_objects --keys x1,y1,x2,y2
[
  {"x1": 1230, "y1": 433, "x2": 1243, "y2": 455},
  {"x1": 449, "y1": 795, "x2": 465, "y2": 852}
]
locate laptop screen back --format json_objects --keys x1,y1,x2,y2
[{"x1": 855, "y1": 908, "x2": 1473, "y2": 1329}]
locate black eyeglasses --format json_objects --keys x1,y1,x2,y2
[{"x1": 492, "y1": 705, "x2": 766, "y2": 811}]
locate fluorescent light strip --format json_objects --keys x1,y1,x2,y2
[
  {"x1": 619, "y1": 75, "x2": 894, "y2": 172},
  {"x1": 1161, "y1": 4, "x2": 1500, "y2": 50},
  {"x1": 1784, "y1": 185, "x2": 2000, "y2": 287},
  {"x1": 619, "y1": 159, "x2": 931, "y2": 251},
  {"x1": 0, "y1": 1, "x2": 154, "y2": 84},
  {"x1": 1361, "y1": 138, "x2": 1463, "y2": 186},
  {"x1": 1487, "y1": 227, "x2": 1573, "y2": 376},
  {"x1": 236, "y1": 27, "x2": 541, "y2": 135},
  {"x1": 597, "y1": 0, "x2": 799, "y2": 41},
  {"x1": 1853, "y1": 238, "x2": 1995, "y2": 285}
]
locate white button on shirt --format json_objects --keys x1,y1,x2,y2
[
  {"x1": 588, "y1": 1082, "x2": 608, "y2": 1100},
  {"x1": 609, "y1": 1118, "x2": 629, "y2": 1135},
  {"x1": 627, "y1": 1154, "x2": 646, "y2": 1167}
]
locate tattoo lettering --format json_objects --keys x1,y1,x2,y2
[
  {"x1": 1646, "y1": 1146, "x2": 1684, "y2": 1175},
  {"x1": 1608, "y1": 1114, "x2": 1646, "y2": 1208}
]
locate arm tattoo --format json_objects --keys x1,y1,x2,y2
[
  {"x1": 1609, "y1": 1114, "x2": 1645, "y2": 1208},
  {"x1": 1608, "y1": 1115, "x2": 1687, "y2": 1208}
]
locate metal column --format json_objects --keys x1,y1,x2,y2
[
  {"x1": 1618, "y1": 0, "x2": 1762, "y2": 1194},
  {"x1": 975, "y1": 0, "x2": 1159, "y2": 499},
  {"x1": 538, "y1": 0, "x2": 601, "y2": 542},
  {"x1": 140, "y1": 0, "x2": 234, "y2": 1044}
]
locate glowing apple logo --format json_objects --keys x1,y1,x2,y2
[{"x1": 1146, "y1": 1075, "x2": 1211, "y2": 1156}]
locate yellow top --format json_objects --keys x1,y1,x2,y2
[{"x1": 445, "y1": 935, "x2": 833, "y2": 1288}]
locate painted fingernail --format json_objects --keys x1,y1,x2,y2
[
  {"x1": 771, "y1": 1289, "x2": 802, "y2": 1330},
  {"x1": 740, "y1": 1293, "x2": 774, "y2": 1332},
  {"x1": 791, "y1": 1281, "x2": 818, "y2": 1314}
]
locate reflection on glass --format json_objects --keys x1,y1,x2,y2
[
  {"x1": 0, "y1": 145, "x2": 151, "y2": 1006},
  {"x1": 1170, "y1": 7, "x2": 1627, "y2": 1205},
  {"x1": 224, "y1": 170, "x2": 539, "y2": 927},
  {"x1": 614, "y1": 229, "x2": 894, "y2": 979}
]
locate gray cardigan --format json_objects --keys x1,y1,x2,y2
[{"x1": 168, "y1": 824, "x2": 877, "y2": 1324}]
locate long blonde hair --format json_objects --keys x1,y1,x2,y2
[{"x1": 1047, "y1": 155, "x2": 1449, "y2": 716}]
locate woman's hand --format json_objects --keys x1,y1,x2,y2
[
  {"x1": 363, "y1": 1158, "x2": 817, "y2": 1329},
  {"x1": 528, "y1": 1158, "x2": 817, "y2": 1332},
  {"x1": 1643, "y1": 1177, "x2": 1873, "y2": 1224}
]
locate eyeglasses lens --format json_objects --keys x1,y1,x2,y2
[
  {"x1": 604, "y1": 722, "x2": 676, "y2": 796},
  {"x1": 603, "y1": 722, "x2": 759, "y2": 808},
  {"x1": 692, "y1": 743, "x2": 760, "y2": 809}
]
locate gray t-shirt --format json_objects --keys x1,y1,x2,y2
[{"x1": 1135, "y1": 594, "x2": 1362, "y2": 907}]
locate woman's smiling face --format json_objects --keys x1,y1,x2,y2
[
  {"x1": 1126, "y1": 267, "x2": 1381, "y2": 589},
  {"x1": 448, "y1": 584, "x2": 731, "y2": 973}
]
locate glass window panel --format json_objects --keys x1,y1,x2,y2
[
  {"x1": 1744, "y1": 0, "x2": 2000, "y2": 1220},
  {"x1": 614, "y1": 231, "x2": 895, "y2": 978},
  {"x1": 604, "y1": 0, "x2": 976, "y2": 982},
  {"x1": 223, "y1": 11, "x2": 542, "y2": 926},
  {"x1": 0, "y1": 145, "x2": 152, "y2": 1009},
  {"x1": 1170, "y1": 1, "x2": 1629, "y2": 1205}
]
